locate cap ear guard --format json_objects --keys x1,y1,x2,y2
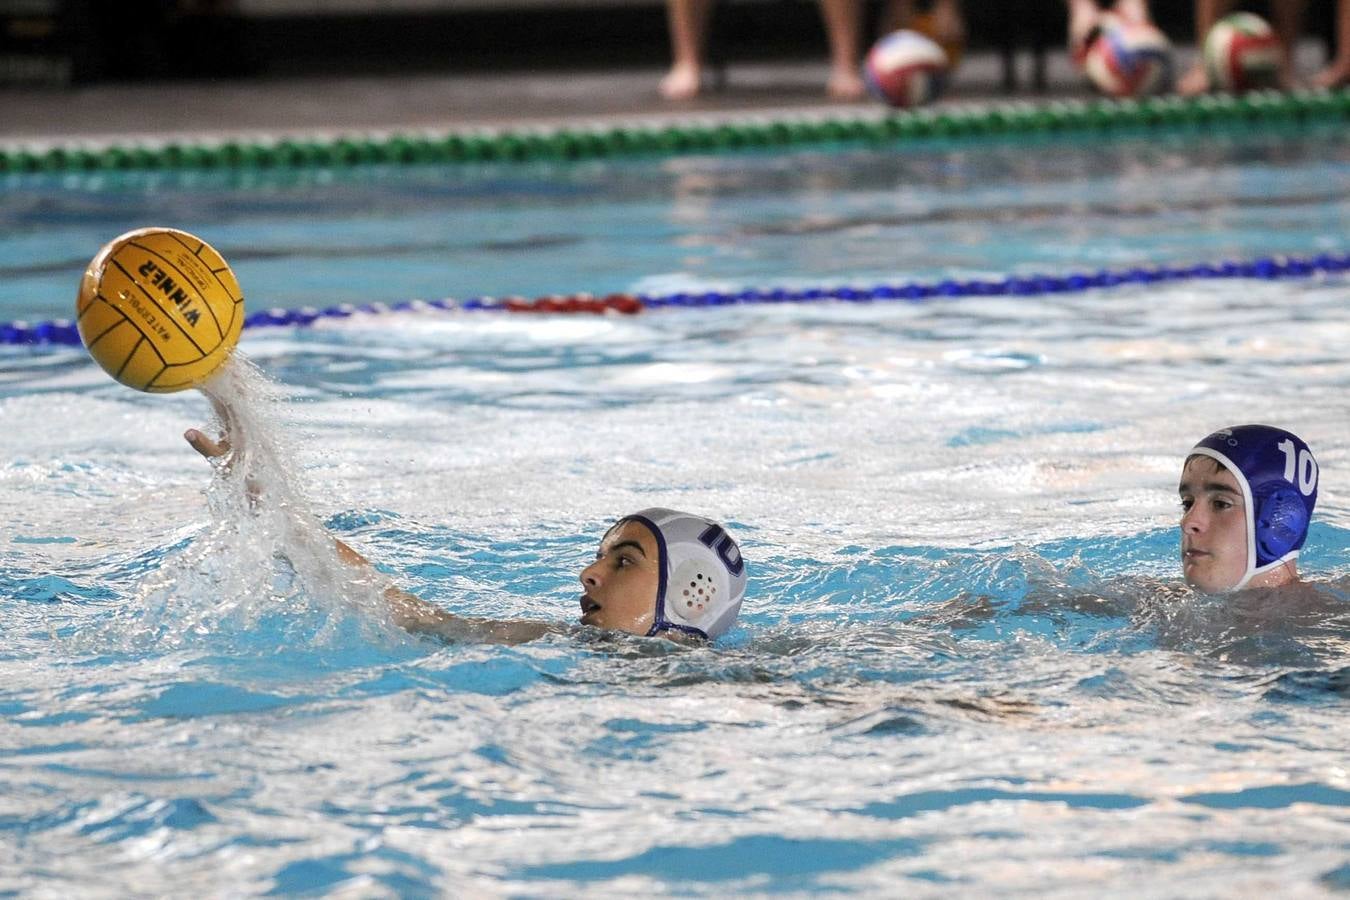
[
  {"x1": 1255, "y1": 485, "x2": 1309, "y2": 562},
  {"x1": 623, "y1": 508, "x2": 747, "y2": 641},
  {"x1": 668, "y1": 559, "x2": 722, "y2": 624}
]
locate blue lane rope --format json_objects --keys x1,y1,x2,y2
[{"x1": 4, "y1": 252, "x2": 1347, "y2": 347}]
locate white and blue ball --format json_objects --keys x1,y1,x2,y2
[
  {"x1": 1082, "y1": 14, "x2": 1173, "y2": 98},
  {"x1": 1204, "y1": 12, "x2": 1282, "y2": 92},
  {"x1": 864, "y1": 30, "x2": 949, "y2": 108}
]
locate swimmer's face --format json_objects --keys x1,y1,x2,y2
[
  {"x1": 1178, "y1": 455, "x2": 1248, "y2": 593},
  {"x1": 578, "y1": 520, "x2": 661, "y2": 635}
]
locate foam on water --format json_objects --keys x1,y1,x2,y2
[
  {"x1": 3, "y1": 134, "x2": 1349, "y2": 896},
  {"x1": 6, "y1": 284, "x2": 1350, "y2": 896},
  {"x1": 64, "y1": 356, "x2": 421, "y2": 662}
]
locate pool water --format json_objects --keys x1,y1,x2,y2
[
  {"x1": 3, "y1": 129, "x2": 1350, "y2": 896},
  {"x1": 3, "y1": 126, "x2": 1348, "y2": 321}
]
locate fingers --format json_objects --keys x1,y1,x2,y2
[{"x1": 184, "y1": 428, "x2": 231, "y2": 460}]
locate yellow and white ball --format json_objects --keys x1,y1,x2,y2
[{"x1": 76, "y1": 227, "x2": 245, "y2": 393}]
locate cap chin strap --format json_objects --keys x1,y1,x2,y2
[{"x1": 647, "y1": 621, "x2": 709, "y2": 640}]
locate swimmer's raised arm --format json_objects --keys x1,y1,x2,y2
[
  {"x1": 184, "y1": 404, "x2": 550, "y2": 645},
  {"x1": 186, "y1": 399, "x2": 750, "y2": 643}
]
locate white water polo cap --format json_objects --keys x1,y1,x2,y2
[
  {"x1": 1189, "y1": 425, "x2": 1318, "y2": 589},
  {"x1": 622, "y1": 508, "x2": 747, "y2": 640}
]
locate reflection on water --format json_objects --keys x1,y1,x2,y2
[{"x1": 3, "y1": 128, "x2": 1348, "y2": 319}]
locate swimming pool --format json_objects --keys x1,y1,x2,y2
[{"x1": 2, "y1": 123, "x2": 1349, "y2": 896}]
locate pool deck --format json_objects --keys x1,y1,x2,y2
[
  {"x1": 0, "y1": 50, "x2": 1111, "y2": 148},
  {"x1": 2, "y1": 37, "x2": 1336, "y2": 149}
]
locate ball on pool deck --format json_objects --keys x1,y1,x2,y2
[
  {"x1": 1204, "y1": 12, "x2": 1282, "y2": 92},
  {"x1": 1082, "y1": 14, "x2": 1173, "y2": 98},
  {"x1": 76, "y1": 227, "x2": 245, "y2": 393},
  {"x1": 864, "y1": 30, "x2": 949, "y2": 109}
]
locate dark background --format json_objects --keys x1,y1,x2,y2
[{"x1": 0, "y1": 0, "x2": 1338, "y2": 85}]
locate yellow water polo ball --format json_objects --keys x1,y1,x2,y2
[{"x1": 76, "y1": 227, "x2": 245, "y2": 393}]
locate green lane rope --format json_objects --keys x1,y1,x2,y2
[{"x1": 1, "y1": 88, "x2": 1346, "y2": 174}]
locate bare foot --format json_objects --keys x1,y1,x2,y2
[
  {"x1": 660, "y1": 63, "x2": 702, "y2": 100},
  {"x1": 827, "y1": 68, "x2": 867, "y2": 101},
  {"x1": 1177, "y1": 62, "x2": 1209, "y2": 95},
  {"x1": 1312, "y1": 60, "x2": 1350, "y2": 89}
]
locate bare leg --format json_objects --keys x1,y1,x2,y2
[
  {"x1": 877, "y1": 0, "x2": 915, "y2": 37},
  {"x1": 928, "y1": 0, "x2": 966, "y2": 45},
  {"x1": 1269, "y1": 0, "x2": 1308, "y2": 86},
  {"x1": 660, "y1": 0, "x2": 715, "y2": 100},
  {"x1": 1313, "y1": 0, "x2": 1350, "y2": 86},
  {"x1": 1179, "y1": 0, "x2": 1235, "y2": 94},
  {"x1": 1066, "y1": 0, "x2": 1104, "y2": 66},
  {"x1": 819, "y1": 0, "x2": 866, "y2": 100}
]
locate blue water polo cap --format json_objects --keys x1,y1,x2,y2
[
  {"x1": 622, "y1": 508, "x2": 747, "y2": 641},
  {"x1": 1189, "y1": 424, "x2": 1318, "y2": 587}
]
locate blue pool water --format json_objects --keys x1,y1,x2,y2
[
  {"x1": 3, "y1": 125, "x2": 1348, "y2": 321},
  {"x1": 3, "y1": 128, "x2": 1350, "y2": 896}
]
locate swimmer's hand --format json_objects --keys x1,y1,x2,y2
[
  {"x1": 184, "y1": 427, "x2": 230, "y2": 461},
  {"x1": 185, "y1": 425, "x2": 261, "y2": 505},
  {"x1": 187, "y1": 397, "x2": 550, "y2": 646},
  {"x1": 185, "y1": 393, "x2": 237, "y2": 465},
  {"x1": 186, "y1": 394, "x2": 264, "y2": 504}
]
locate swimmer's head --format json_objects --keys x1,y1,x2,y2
[
  {"x1": 578, "y1": 509, "x2": 746, "y2": 640},
  {"x1": 1180, "y1": 425, "x2": 1317, "y2": 592}
]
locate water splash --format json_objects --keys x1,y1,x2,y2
[{"x1": 79, "y1": 355, "x2": 411, "y2": 657}]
